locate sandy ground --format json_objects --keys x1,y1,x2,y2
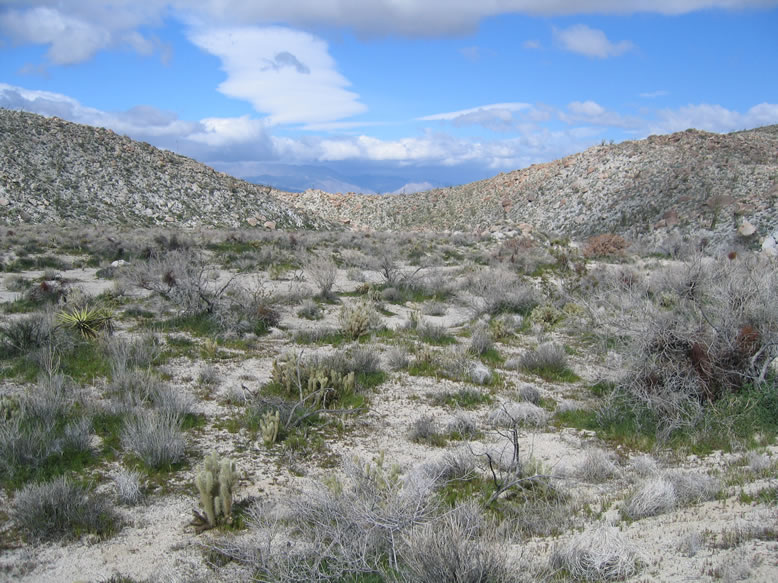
[{"x1": 1, "y1": 259, "x2": 777, "y2": 583}]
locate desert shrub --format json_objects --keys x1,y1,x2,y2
[
  {"x1": 400, "y1": 501, "x2": 512, "y2": 583},
  {"x1": 114, "y1": 468, "x2": 144, "y2": 506},
  {"x1": 416, "y1": 320, "x2": 453, "y2": 344},
  {"x1": 550, "y1": 525, "x2": 643, "y2": 581},
  {"x1": 488, "y1": 401, "x2": 548, "y2": 428},
  {"x1": 385, "y1": 346, "x2": 410, "y2": 370},
  {"x1": 409, "y1": 415, "x2": 446, "y2": 446},
  {"x1": 12, "y1": 476, "x2": 120, "y2": 541},
  {"x1": 0, "y1": 311, "x2": 58, "y2": 357},
  {"x1": 582, "y1": 233, "x2": 629, "y2": 258},
  {"x1": 469, "y1": 324, "x2": 493, "y2": 356},
  {"x1": 519, "y1": 342, "x2": 576, "y2": 381},
  {"x1": 596, "y1": 255, "x2": 778, "y2": 443},
  {"x1": 297, "y1": 298, "x2": 323, "y2": 320},
  {"x1": 305, "y1": 252, "x2": 338, "y2": 299},
  {"x1": 466, "y1": 268, "x2": 538, "y2": 316},
  {"x1": 104, "y1": 334, "x2": 161, "y2": 371},
  {"x1": 124, "y1": 249, "x2": 232, "y2": 316},
  {"x1": 421, "y1": 300, "x2": 447, "y2": 316},
  {"x1": 220, "y1": 456, "x2": 439, "y2": 581},
  {"x1": 623, "y1": 470, "x2": 720, "y2": 519},
  {"x1": 339, "y1": 300, "x2": 381, "y2": 340},
  {"x1": 516, "y1": 383, "x2": 541, "y2": 404},
  {"x1": 445, "y1": 413, "x2": 479, "y2": 440},
  {"x1": 571, "y1": 449, "x2": 621, "y2": 483},
  {"x1": 121, "y1": 410, "x2": 185, "y2": 469}
]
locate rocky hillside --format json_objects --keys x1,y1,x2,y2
[
  {"x1": 276, "y1": 126, "x2": 778, "y2": 242},
  {"x1": 1, "y1": 108, "x2": 776, "y2": 243},
  {"x1": 0, "y1": 109, "x2": 328, "y2": 229}
]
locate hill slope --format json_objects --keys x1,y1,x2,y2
[
  {"x1": 275, "y1": 126, "x2": 778, "y2": 241},
  {"x1": 0, "y1": 109, "x2": 328, "y2": 229}
]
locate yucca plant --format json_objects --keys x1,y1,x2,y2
[{"x1": 57, "y1": 306, "x2": 114, "y2": 339}]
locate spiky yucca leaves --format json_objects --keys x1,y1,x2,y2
[{"x1": 57, "y1": 305, "x2": 113, "y2": 339}]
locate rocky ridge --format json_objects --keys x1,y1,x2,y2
[
  {"x1": 0, "y1": 109, "x2": 328, "y2": 230},
  {"x1": 275, "y1": 127, "x2": 778, "y2": 243},
  {"x1": 1, "y1": 108, "x2": 777, "y2": 244}
]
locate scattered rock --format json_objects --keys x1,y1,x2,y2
[{"x1": 738, "y1": 219, "x2": 757, "y2": 237}]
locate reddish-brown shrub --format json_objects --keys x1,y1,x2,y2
[{"x1": 582, "y1": 234, "x2": 629, "y2": 258}]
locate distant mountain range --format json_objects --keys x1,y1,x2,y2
[{"x1": 2, "y1": 108, "x2": 777, "y2": 246}]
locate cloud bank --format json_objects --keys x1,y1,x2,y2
[{"x1": 2, "y1": 1, "x2": 776, "y2": 64}]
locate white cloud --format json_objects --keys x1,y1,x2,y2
[
  {"x1": 188, "y1": 25, "x2": 366, "y2": 125},
  {"x1": 418, "y1": 103, "x2": 532, "y2": 131},
  {"x1": 553, "y1": 24, "x2": 633, "y2": 58},
  {"x1": 640, "y1": 90, "x2": 669, "y2": 98},
  {"x1": 561, "y1": 100, "x2": 642, "y2": 128},
  {"x1": 3, "y1": 82, "x2": 777, "y2": 184},
  {"x1": 650, "y1": 102, "x2": 778, "y2": 134},
  {"x1": 0, "y1": 3, "x2": 164, "y2": 64},
  {"x1": 2, "y1": 1, "x2": 776, "y2": 65},
  {"x1": 523, "y1": 39, "x2": 541, "y2": 49}
]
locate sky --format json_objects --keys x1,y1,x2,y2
[{"x1": 1, "y1": 1, "x2": 777, "y2": 194}]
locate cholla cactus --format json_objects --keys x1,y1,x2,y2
[
  {"x1": 259, "y1": 410, "x2": 280, "y2": 447},
  {"x1": 339, "y1": 300, "x2": 381, "y2": 340},
  {"x1": 193, "y1": 452, "x2": 237, "y2": 531}
]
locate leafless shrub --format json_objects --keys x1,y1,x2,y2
[
  {"x1": 400, "y1": 501, "x2": 513, "y2": 583},
  {"x1": 516, "y1": 383, "x2": 541, "y2": 405},
  {"x1": 519, "y1": 342, "x2": 569, "y2": 375},
  {"x1": 104, "y1": 334, "x2": 161, "y2": 371},
  {"x1": 223, "y1": 456, "x2": 439, "y2": 581},
  {"x1": 409, "y1": 415, "x2": 444, "y2": 445},
  {"x1": 0, "y1": 416, "x2": 56, "y2": 480},
  {"x1": 297, "y1": 298, "x2": 323, "y2": 320},
  {"x1": 305, "y1": 252, "x2": 338, "y2": 299},
  {"x1": 469, "y1": 324, "x2": 493, "y2": 356},
  {"x1": 599, "y1": 255, "x2": 778, "y2": 439},
  {"x1": 574, "y1": 449, "x2": 621, "y2": 483},
  {"x1": 421, "y1": 300, "x2": 447, "y2": 316},
  {"x1": 151, "y1": 384, "x2": 195, "y2": 419},
  {"x1": 628, "y1": 454, "x2": 658, "y2": 478},
  {"x1": 61, "y1": 417, "x2": 92, "y2": 453},
  {"x1": 114, "y1": 468, "x2": 144, "y2": 506},
  {"x1": 126, "y1": 248, "x2": 241, "y2": 319},
  {"x1": 386, "y1": 346, "x2": 410, "y2": 371},
  {"x1": 198, "y1": 364, "x2": 220, "y2": 387},
  {"x1": 21, "y1": 373, "x2": 76, "y2": 426},
  {"x1": 623, "y1": 470, "x2": 719, "y2": 519},
  {"x1": 121, "y1": 410, "x2": 185, "y2": 469},
  {"x1": 488, "y1": 401, "x2": 548, "y2": 428},
  {"x1": 12, "y1": 476, "x2": 120, "y2": 542},
  {"x1": 446, "y1": 413, "x2": 479, "y2": 440},
  {"x1": 465, "y1": 268, "x2": 538, "y2": 317},
  {"x1": 550, "y1": 525, "x2": 643, "y2": 581},
  {"x1": 582, "y1": 233, "x2": 629, "y2": 258}
]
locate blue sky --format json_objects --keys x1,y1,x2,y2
[{"x1": 1, "y1": 1, "x2": 777, "y2": 193}]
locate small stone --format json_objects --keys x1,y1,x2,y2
[
  {"x1": 0, "y1": 198, "x2": 8, "y2": 206},
  {"x1": 264, "y1": 220, "x2": 276, "y2": 230},
  {"x1": 246, "y1": 217, "x2": 258, "y2": 227},
  {"x1": 738, "y1": 220, "x2": 756, "y2": 237}
]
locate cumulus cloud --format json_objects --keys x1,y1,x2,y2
[
  {"x1": 3, "y1": 82, "x2": 777, "y2": 184},
  {"x1": 188, "y1": 25, "x2": 366, "y2": 125},
  {"x1": 640, "y1": 90, "x2": 669, "y2": 98},
  {"x1": 553, "y1": 24, "x2": 633, "y2": 58}
]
